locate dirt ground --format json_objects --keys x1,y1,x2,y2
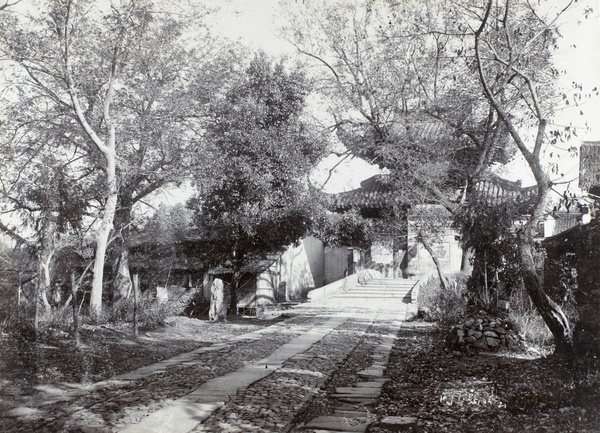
[
  {"x1": 0, "y1": 314, "x2": 285, "y2": 414},
  {"x1": 371, "y1": 324, "x2": 600, "y2": 433}
]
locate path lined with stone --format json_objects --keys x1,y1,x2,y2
[
  {"x1": 2, "y1": 297, "x2": 410, "y2": 433},
  {"x1": 122, "y1": 312, "x2": 353, "y2": 433},
  {"x1": 299, "y1": 311, "x2": 404, "y2": 433}
]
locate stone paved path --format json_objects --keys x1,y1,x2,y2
[{"x1": 2, "y1": 297, "x2": 409, "y2": 433}]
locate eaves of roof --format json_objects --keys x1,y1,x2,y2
[
  {"x1": 331, "y1": 175, "x2": 403, "y2": 210},
  {"x1": 550, "y1": 211, "x2": 582, "y2": 236},
  {"x1": 471, "y1": 175, "x2": 537, "y2": 206}
]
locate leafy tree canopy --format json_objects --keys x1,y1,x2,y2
[{"x1": 189, "y1": 53, "x2": 328, "y2": 273}]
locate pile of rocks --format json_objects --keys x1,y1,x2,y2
[{"x1": 448, "y1": 317, "x2": 524, "y2": 352}]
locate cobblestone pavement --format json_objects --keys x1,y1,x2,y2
[{"x1": 1, "y1": 299, "x2": 408, "y2": 433}]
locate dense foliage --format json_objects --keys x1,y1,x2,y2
[
  {"x1": 455, "y1": 201, "x2": 523, "y2": 308},
  {"x1": 313, "y1": 209, "x2": 373, "y2": 250},
  {"x1": 188, "y1": 53, "x2": 327, "y2": 309}
]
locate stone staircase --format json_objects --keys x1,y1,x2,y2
[{"x1": 332, "y1": 278, "x2": 418, "y2": 303}]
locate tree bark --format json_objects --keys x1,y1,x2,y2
[
  {"x1": 33, "y1": 279, "x2": 40, "y2": 334},
  {"x1": 38, "y1": 210, "x2": 58, "y2": 312},
  {"x1": 89, "y1": 147, "x2": 118, "y2": 319},
  {"x1": 39, "y1": 259, "x2": 52, "y2": 312},
  {"x1": 460, "y1": 245, "x2": 473, "y2": 275},
  {"x1": 112, "y1": 248, "x2": 132, "y2": 301},
  {"x1": 71, "y1": 272, "x2": 79, "y2": 346},
  {"x1": 518, "y1": 230, "x2": 573, "y2": 354},
  {"x1": 112, "y1": 196, "x2": 133, "y2": 301},
  {"x1": 132, "y1": 273, "x2": 139, "y2": 338},
  {"x1": 419, "y1": 233, "x2": 450, "y2": 291},
  {"x1": 230, "y1": 271, "x2": 239, "y2": 317}
]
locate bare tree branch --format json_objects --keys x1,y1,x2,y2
[{"x1": 0, "y1": 0, "x2": 20, "y2": 12}]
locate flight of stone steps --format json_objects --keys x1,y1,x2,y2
[{"x1": 332, "y1": 277, "x2": 419, "y2": 303}]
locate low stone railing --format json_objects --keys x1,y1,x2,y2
[
  {"x1": 307, "y1": 274, "x2": 359, "y2": 302},
  {"x1": 408, "y1": 271, "x2": 435, "y2": 303}
]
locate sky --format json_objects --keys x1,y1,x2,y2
[{"x1": 199, "y1": 0, "x2": 600, "y2": 194}]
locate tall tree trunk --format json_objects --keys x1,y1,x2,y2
[
  {"x1": 89, "y1": 147, "x2": 118, "y2": 319},
  {"x1": 39, "y1": 258, "x2": 52, "y2": 312},
  {"x1": 472, "y1": 0, "x2": 575, "y2": 354},
  {"x1": 230, "y1": 271, "x2": 240, "y2": 316},
  {"x1": 33, "y1": 279, "x2": 40, "y2": 334},
  {"x1": 38, "y1": 210, "x2": 58, "y2": 312},
  {"x1": 460, "y1": 245, "x2": 473, "y2": 275},
  {"x1": 518, "y1": 230, "x2": 573, "y2": 354},
  {"x1": 65, "y1": 7, "x2": 121, "y2": 320},
  {"x1": 517, "y1": 178, "x2": 573, "y2": 353},
  {"x1": 112, "y1": 197, "x2": 133, "y2": 301},
  {"x1": 112, "y1": 248, "x2": 132, "y2": 301},
  {"x1": 132, "y1": 273, "x2": 139, "y2": 338},
  {"x1": 392, "y1": 247, "x2": 399, "y2": 278},
  {"x1": 71, "y1": 272, "x2": 79, "y2": 346}
]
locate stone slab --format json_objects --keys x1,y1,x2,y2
[
  {"x1": 357, "y1": 368, "x2": 385, "y2": 378},
  {"x1": 334, "y1": 397, "x2": 378, "y2": 405},
  {"x1": 311, "y1": 430, "x2": 365, "y2": 433},
  {"x1": 305, "y1": 415, "x2": 369, "y2": 432},
  {"x1": 331, "y1": 410, "x2": 370, "y2": 418},
  {"x1": 119, "y1": 401, "x2": 223, "y2": 433},
  {"x1": 380, "y1": 415, "x2": 418, "y2": 431},
  {"x1": 354, "y1": 382, "x2": 385, "y2": 388},
  {"x1": 333, "y1": 388, "x2": 380, "y2": 398},
  {"x1": 4, "y1": 406, "x2": 44, "y2": 419}
]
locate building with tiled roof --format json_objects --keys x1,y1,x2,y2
[
  {"x1": 541, "y1": 140, "x2": 600, "y2": 238},
  {"x1": 329, "y1": 174, "x2": 463, "y2": 278},
  {"x1": 471, "y1": 175, "x2": 537, "y2": 207},
  {"x1": 543, "y1": 210, "x2": 584, "y2": 238},
  {"x1": 331, "y1": 175, "x2": 404, "y2": 211}
]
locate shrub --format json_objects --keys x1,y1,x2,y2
[
  {"x1": 137, "y1": 299, "x2": 172, "y2": 330},
  {"x1": 508, "y1": 308, "x2": 553, "y2": 350},
  {"x1": 418, "y1": 273, "x2": 468, "y2": 325},
  {"x1": 0, "y1": 302, "x2": 28, "y2": 334},
  {"x1": 105, "y1": 286, "x2": 203, "y2": 330},
  {"x1": 39, "y1": 306, "x2": 73, "y2": 330},
  {"x1": 508, "y1": 289, "x2": 553, "y2": 350}
]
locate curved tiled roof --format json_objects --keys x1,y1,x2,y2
[
  {"x1": 331, "y1": 175, "x2": 403, "y2": 210},
  {"x1": 332, "y1": 173, "x2": 539, "y2": 211},
  {"x1": 471, "y1": 175, "x2": 537, "y2": 206}
]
